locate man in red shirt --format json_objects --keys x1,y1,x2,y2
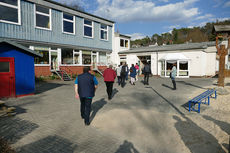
[{"x1": 103, "y1": 65, "x2": 117, "y2": 100}]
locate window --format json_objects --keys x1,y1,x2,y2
[
  {"x1": 100, "y1": 24, "x2": 108, "y2": 40},
  {"x1": 120, "y1": 39, "x2": 124, "y2": 47},
  {"x1": 82, "y1": 51, "x2": 91, "y2": 64},
  {"x1": 125, "y1": 40, "x2": 128, "y2": 48},
  {"x1": 0, "y1": 0, "x2": 20, "y2": 24},
  {"x1": 35, "y1": 4, "x2": 51, "y2": 30},
  {"x1": 84, "y1": 19, "x2": 93, "y2": 38},
  {"x1": 179, "y1": 61, "x2": 188, "y2": 76},
  {"x1": 35, "y1": 49, "x2": 49, "y2": 64},
  {"x1": 0, "y1": 62, "x2": 10, "y2": 72},
  {"x1": 74, "y1": 50, "x2": 80, "y2": 64},
  {"x1": 62, "y1": 49, "x2": 73, "y2": 64},
  {"x1": 99, "y1": 52, "x2": 106, "y2": 65},
  {"x1": 63, "y1": 13, "x2": 75, "y2": 34}
]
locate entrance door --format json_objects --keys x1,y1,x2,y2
[
  {"x1": 50, "y1": 50, "x2": 58, "y2": 71},
  {"x1": 0, "y1": 57, "x2": 15, "y2": 98}
]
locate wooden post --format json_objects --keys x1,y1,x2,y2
[{"x1": 216, "y1": 36, "x2": 230, "y2": 87}]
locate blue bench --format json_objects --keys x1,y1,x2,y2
[{"x1": 189, "y1": 89, "x2": 217, "y2": 113}]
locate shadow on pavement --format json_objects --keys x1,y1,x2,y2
[
  {"x1": 176, "y1": 81, "x2": 207, "y2": 89},
  {"x1": 17, "y1": 135, "x2": 77, "y2": 153},
  {"x1": 90, "y1": 98, "x2": 107, "y2": 123},
  {"x1": 145, "y1": 86, "x2": 225, "y2": 153},
  {"x1": 112, "y1": 88, "x2": 119, "y2": 99},
  {"x1": 115, "y1": 140, "x2": 139, "y2": 153},
  {"x1": 0, "y1": 117, "x2": 39, "y2": 144},
  {"x1": 35, "y1": 82, "x2": 67, "y2": 94},
  {"x1": 162, "y1": 83, "x2": 174, "y2": 90}
]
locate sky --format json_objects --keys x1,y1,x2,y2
[{"x1": 54, "y1": 0, "x2": 230, "y2": 40}]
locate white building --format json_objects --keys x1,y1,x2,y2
[{"x1": 111, "y1": 32, "x2": 130, "y2": 66}]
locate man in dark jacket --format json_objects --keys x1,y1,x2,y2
[
  {"x1": 120, "y1": 62, "x2": 127, "y2": 88},
  {"x1": 143, "y1": 61, "x2": 151, "y2": 85},
  {"x1": 103, "y1": 65, "x2": 116, "y2": 100},
  {"x1": 75, "y1": 67, "x2": 98, "y2": 126}
]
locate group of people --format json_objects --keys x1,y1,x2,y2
[{"x1": 74, "y1": 63, "x2": 177, "y2": 126}]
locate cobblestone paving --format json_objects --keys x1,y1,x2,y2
[{"x1": 1, "y1": 76, "x2": 227, "y2": 153}]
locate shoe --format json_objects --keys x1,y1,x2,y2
[
  {"x1": 81, "y1": 116, "x2": 85, "y2": 119},
  {"x1": 85, "y1": 122, "x2": 90, "y2": 126}
]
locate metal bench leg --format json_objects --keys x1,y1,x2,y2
[
  {"x1": 208, "y1": 96, "x2": 210, "y2": 105},
  {"x1": 189, "y1": 101, "x2": 191, "y2": 112},
  {"x1": 198, "y1": 103, "x2": 200, "y2": 113},
  {"x1": 214, "y1": 90, "x2": 217, "y2": 99}
]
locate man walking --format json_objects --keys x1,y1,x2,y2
[
  {"x1": 134, "y1": 63, "x2": 139, "y2": 81},
  {"x1": 143, "y1": 61, "x2": 151, "y2": 85},
  {"x1": 170, "y1": 64, "x2": 177, "y2": 90},
  {"x1": 120, "y1": 62, "x2": 127, "y2": 88},
  {"x1": 103, "y1": 65, "x2": 116, "y2": 100},
  {"x1": 75, "y1": 67, "x2": 98, "y2": 126}
]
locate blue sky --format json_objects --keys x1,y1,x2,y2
[{"x1": 54, "y1": 0, "x2": 230, "y2": 40}]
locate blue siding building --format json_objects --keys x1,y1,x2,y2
[
  {"x1": 0, "y1": 0, "x2": 115, "y2": 76},
  {"x1": 0, "y1": 40, "x2": 42, "y2": 98}
]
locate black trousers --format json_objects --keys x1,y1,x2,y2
[
  {"x1": 105, "y1": 81, "x2": 114, "y2": 99},
  {"x1": 117, "y1": 76, "x2": 121, "y2": 85},
  {"x1": 171, "y1": 79, "x2": 176, "y2": 89},
  {"x1": 144, "y1": 73, "x2": 150, "y2": 84},
  {"x1": 80, "y1": 97, "x2": 92, "y2": 124},
  {"x1": 121, "y1": 74, "x2": 126, "y2": 87}
]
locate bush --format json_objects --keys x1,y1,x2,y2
[
  {"x1": 72, "y1": 73, "x2": 78, "y2": 79},
  {"x1": 35, "y1": 76, "x2": 45, "y2": 82},
  {"x1": 0, "y1": 137, "x2": 16, "y2": 153}
]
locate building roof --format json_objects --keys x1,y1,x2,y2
[
  {"x1": 26, "y1": 0, "x2": 115, "y2": 26},
  {"x1": 214, "y1": 25, "x2": 230, "y2": 32},
  {"x1": 119, "y1": 42, "x2": 216, "y2": 54},
  {"x1": 0, "y1": 39, "x2": 42, "y2": 57},
  {"x1": 114, "y1": 32, "x2": 131, "y2": 39}
]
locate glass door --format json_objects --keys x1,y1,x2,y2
[{"x1": 50, "y1": 50, "x2": 59, "y2": 71}]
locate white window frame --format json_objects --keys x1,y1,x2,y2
[
  {"x1": 0, "y1": 0, "x2": 21, "y2": 25},
  {"x1": 62, "y1": 12, "x2": 75, "y2": 35},
  {"x1": 34, "y1": 4, "x2": 52, "y2": 31},
  {"x1": 120, "y1": 39, "x2": 125, "y2": 47},
  {"x1": 73, "y1": 50, "x2": 81, "y2": 65},
  {"x1": 83, "y1": 19, "x2": 94, "y2": 38},
  {"x1": 100, "y1": 24, "x2": 108, "y2": 41}
]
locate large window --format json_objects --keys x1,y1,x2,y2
[
  {"x1": 99, "y1": 52, "x2": 106, "y2": 65},
  {"x1": 179, "y1": 61, "x2": 188, "y2": 76},
  {"x1": 82, "y1": 51, "x2": 91, "y2": 64},
  {"x1": 35, "y1": 4, "x2": 51, "y2": 30},
  {"x1": 62, "y1": 49, "x2": 73, "y2": 64},
  {"x1": 0, "y1": 0, "x2": 20, "y2": 24},
  {"x1": 100, "y1": 24, "x2": 108, "y2": 40},
  {"x1": 34, "y1": 49, "x2": 49, "y2": 64},
  {"x1": 63, "y1": 13, "x2": 75, "y2": 34},
  {"x1": 84, "y1": 19, "x2": 93, "y2": 38}
]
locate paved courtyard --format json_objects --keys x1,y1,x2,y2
[{"x1": 0, "y1": 76, "x2": 230, "y2": 153}]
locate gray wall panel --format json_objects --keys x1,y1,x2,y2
[{"x1": 0, "y1": 0, "x2": 112, "y2": 51}]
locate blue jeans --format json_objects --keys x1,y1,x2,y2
[{"x1": 80, "y1": 97, "x2": 92, "y2": 124}]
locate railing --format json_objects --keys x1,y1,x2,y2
[{"x1": 60, "y1": 66, "x2": 74, "y2": 77}]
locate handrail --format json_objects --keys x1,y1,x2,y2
[{"x1": 60, "y1": 66, "x2": 74, "y2": 77}]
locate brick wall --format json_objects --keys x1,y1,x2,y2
[{"x1": 35, "y1": 66, "x2": 51, "y2": 77}]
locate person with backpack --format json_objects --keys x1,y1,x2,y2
[
  {"x1": 103, "y1": 65, "x2": 117, "y2": 100},
  {"x1": 143, "y1": 61, "x2": 151, "y2": 85},
  {"x1": 130, "y1": 64, "x2": 137, "y2": 85},
  {"x1": 120, "y1": 62, "x2": 127, "y2": 88}
]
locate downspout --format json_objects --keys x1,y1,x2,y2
[{"x1": 157, "y1": 51, "x2": 158, "y2": 76}]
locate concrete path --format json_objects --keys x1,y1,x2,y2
[{"x1": 0, "y1": 76, "x2": 229, "y2": 153}]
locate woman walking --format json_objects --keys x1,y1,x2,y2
[{"x1": 130, "y1": 64, "x2": 137, "y2": 85}]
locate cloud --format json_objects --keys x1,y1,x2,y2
[
  {"x1": 196, "y1": 14, "x2": 213, "y2": 20},
  {"x1": 159, "y1": 0, "x2": 169, "y2": 2},
  {"x1": 224, "y1": 1, "x2": 230, "y2": 7},
  {"x1": 128, "y1": 33, "x2": 146, "y2": 40},
  {"x1": 94, "y1": 0, "x2": 200, "y2": 23},
  {"x1": 53, "y1": 0, "x2": 88, "y2": 9}
]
